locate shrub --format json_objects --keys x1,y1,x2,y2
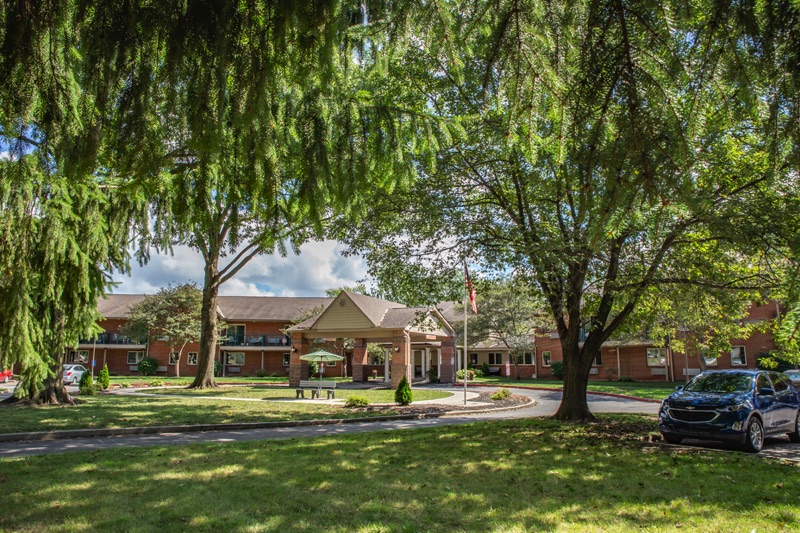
[
  {"x1": 345, "y1": 395, "x2": 370, "y2": 407},
  {"x1": 456, "y1": 369, "x2": 476, "y2": 381},
  {"x1": 618, "y1": 376, "x2": 634, "y2": 382},
  {"x1": 214, "y1": 360, "x2": 222, "y2": 377},
  {"x1": 481, "y1": 362, "x2": 491, "y2": 376},
  {"x1": 255, "y1": 369, "x2": 269, "y2": 377},
  {"x1": 395, "y1": 375, "x2": 412, "y2": 406},
  {"x1": 308, "y1": 361, "x2": 319, "y2": 376},
  {"x1": 490, "y1": 388, "x2": 512, "y2": 401},
  {"x1": 97, "y1": 364, "x2": 110, "y2": 390},
  {"x1": 78, "y1": 371, "x2": 97, "y2": 395},
  {"x1": 138, "y1": 357, "x2": 159, "y2": 376},
  {"x1": 148, "y1": 379, "x2": 164, "y2": 387},
  {"x1": 550, "y1": 360, "x2": 564, "y2": 380},
  {"x1": 427, "y1": 368, "x2": 440, "y2": 383}
]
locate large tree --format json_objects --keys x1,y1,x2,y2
[
  {"x1": 342, "y1": 0, "x2": 797, "y2": 420},
  {"x1": 2, "y1": 2, "x2": 454, "y2": 389}
]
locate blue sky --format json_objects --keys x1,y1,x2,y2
[{"x1": 111, "y1": 240, "x2": 370, "y2": 297}]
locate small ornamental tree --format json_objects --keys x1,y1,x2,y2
[
  {"x1": 97, "y1": 364, "x2": 110, "y2": 390},
  {"x1": 137, "y1": 357, "x2": 158, "y2": 376},
  {"x1": 395, "y1": 375, "x2": 412, "y2": 406}
]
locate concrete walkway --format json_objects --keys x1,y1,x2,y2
[{"x1": 0, "y1": 386, "x2": 659, "y2": 458}]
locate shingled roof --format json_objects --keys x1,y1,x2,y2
[{"x1": 97, "y1": 293, "x2": 333, "y2": 322}]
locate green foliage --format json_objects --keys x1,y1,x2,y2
[
  {"x1": 456, "y1": 369, "x2": 476, "y2": 381},
  {"x1": 344, "y1": 395, "x2": 370, "y2": 408},
  {"x1": 78, "y1": 371, "x2": 93, "y2": 389},
  {"x1": 395, "y1": 376, "x2": 412, "y2": 406},
  {"x1": 214, "y1": 361, "x2": 222, "y2": 377},
  {"x1": 137, "y1": 357, "x2": 159, "y2": 376},
  {"x1": 148, "y1": 380, "x2": 164, "y2": 387},
  {"x1": 481, "y1": 362, "x2": 491, "y2": 376},
  {"x1": 550, "y1": 361, "x2": 565, "y2": 381},
  {"x1": 618, "y1": 376, "x2": 634, "y2": 383},
  {"x1": 255, "y1": 369, "x2": 270, "y2": 378},
  {"x1": 427, "y1": 368, "x2": 439, "y2": 383},
  {"x1": 97, "y1": 365, "x2": 110, "y2": 390},
  {"x1": 308, "y1": 362, "x2": 319, "y2": 377},
  {"x1": 756, "y1": 353, "x2": 794, "y2": 372},
  {"x1": 490, "y1": 388, "x2": 512, "y2": 401}
]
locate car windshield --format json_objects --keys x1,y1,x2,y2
[
  {"x1": 786, "y1": 370, "x2": 800, "y2": 377},
  {"x1": 684, "y1": 373, "x2": 753, "y2": 393}
]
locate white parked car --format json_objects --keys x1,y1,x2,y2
[{"x1": 63, "y1": 364, "x2": 88, "y2": 385}]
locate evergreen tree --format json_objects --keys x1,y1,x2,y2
[
  {"x1": 395, "y1": 375, "x2": 412, "y2": 406},
  {"x1": 97, "y1": 364, "x2": 110, "y2": 391}
]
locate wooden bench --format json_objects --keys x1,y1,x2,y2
[{"x1": 296, "y1": 380, "x2": 337, "y2": 399}]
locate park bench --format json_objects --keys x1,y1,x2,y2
[{"x1": 296, "y1": 380, "x2": 337, "y2": 399}]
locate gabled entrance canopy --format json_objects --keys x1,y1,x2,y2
[{"x1": 287, "y1": 291, "x2": 457, "y2": 388}]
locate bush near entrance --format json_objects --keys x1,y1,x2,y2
[{"x1": 395, "y1": 376, "x2": 412, "y2": 405}]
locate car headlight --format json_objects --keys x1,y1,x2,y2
[{"x1": 720, "y1": 404, "x2": 745, "y2": 412}]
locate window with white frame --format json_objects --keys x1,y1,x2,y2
[
  {"x1": 730, "y1": 346, "x2": 747, "y2": 366},
  {"x1": 516, "y1": 352, "x2": 533, "y2": 365},
  {"x1": 646, "y1": 348, "x2": 667, "y2": 367},
  {"x1": 488, "y1": 353, "x2": 503, "y2": 365},
  {"x1": 127, "y1": 351, "x2": 144, "y2": 364},
  {"x1": 69, "y1": 350, "x2": 89, "y2": 363},
  {"x1": 169, "y1": 352, "x2": 180, "y2": 365},
  {"x1": 593, "y1": 351, "x2": 603, "y2": 366},
  {"x1": 283, "y1": 353, "x2": 291, "y2": 366},
  {"x1": 226, "y1": 352, "x2": 245, "y2": 366},
  {"x1": 542, "y1": 351, "x2": 552, "y2": 367},
  {"x1": 700, "y1": 349, "x2": 717, "y2": 367},
  {"x1": 187, "y1": 352, "x2": 198, "y2": 365}
]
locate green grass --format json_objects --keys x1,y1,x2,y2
[
  {"x1": 110, "y1": 375, "x2": 290, "y2": 386},
  {"x1": 147, "y1": 385, "x2": 450, "y2": 403},
  {"x1": 474, "y1": 377, "x2": 677, "y2": 400},
  {"x1": 1, "y1": 415, "x2": 798, "y2": 532},
  {"x1": 0, "y1": 393, "x2": 421, "y2": 434}
]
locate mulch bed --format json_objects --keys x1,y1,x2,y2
[{"x1": 351, "y1": 392, "x2": 532, "y2": 416}]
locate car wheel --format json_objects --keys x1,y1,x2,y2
[
  {"x1": 789, "y1": 412, "x2": 800, "y2": 444},
  {"x1": 661, "y1": 433, "x2": 682, "y2": 445},
  {"x1": 743, "y1": 417, "x2": 764, "y2": 453}
]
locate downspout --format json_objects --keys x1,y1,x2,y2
[{"x1": 616, "y1": 346, "x2": 621, "y2": 381}]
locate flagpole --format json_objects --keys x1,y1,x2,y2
[{"x1": 463, "y1": 268, "x2": 468, "y2": 406}]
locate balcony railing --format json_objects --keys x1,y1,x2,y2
[
  {"x1": 221, "y1": 334, "x2": 291, "y2": 347},
  {"x1": 79, "y1": 333, "x2": 141, "y2": 345}
]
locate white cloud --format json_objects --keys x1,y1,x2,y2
[
  {"x1": 112, "y1": 240, "x2": 369, "y2": 297},
  {"x1": 0, "y1": 151, "x2": 11, "y2": 161}
]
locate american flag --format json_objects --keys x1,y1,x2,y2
[{"x1": 464, "y1": 264, "x2": 477, "y2": 314}]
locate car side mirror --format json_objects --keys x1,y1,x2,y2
[
  {"x1": 758, "y1": 387, "x2": 775, "y2": 396},
  {"x1": 674, "y1": 385, "x2": 683, "y2": 391}
]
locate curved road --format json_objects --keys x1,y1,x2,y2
[{"x1": 0, "y1": 387, "x2": 659, "y2": 458}]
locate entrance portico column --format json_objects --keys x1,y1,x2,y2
[
  {"x1": 351, "y1": 339, "x2": 368, "y2": 382},
  {"x1": 383, "y1": 347, "x2": 390, "y2": 383},
  {"x1": 391, "y1": 330, "x2": 412, "y2": 389},
  {"x1": 440, "y1": 337, "x2": 456, "y2": 383},
  {"x1": 289, "y1": 333, "x2": 311, "y2": 387}
]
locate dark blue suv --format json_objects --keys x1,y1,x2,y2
[{"x1": 658, "y1": 370, "x2": 800, "y2": 453}]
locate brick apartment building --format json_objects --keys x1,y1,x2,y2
[{"x1": 71, "y1": 293, "x2": 779, "y2": 384}]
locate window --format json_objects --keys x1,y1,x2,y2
[
  {"x1": 646, "y1": 348, "x2": 667, "y2": 367},
  {"x1": 283, "y1": 353, "x2": 291, "y2": 366},
  {"x1": 169, "y1": 352, "x2": 180, "y2": 365},
  {"x1": 225, "y1": 325, "x2": 246, "y2": 345},
  {"x1": 488, "y1": 353, "x2": 503, "y2": 365},
  {"x1": 516, "y1": 352, "x2": 533, "y2": 365},
  {"x1": 700, "y1": 349, "x2": 718, "y2": 367},
  {"x1": 756, "y1": 373, "x2": 771, "y2": 393},
  {"x1": 593, "y1": 352, "x2": 603, "y2": 366},
  {"x1": 542, "y1": 351, "x2": 552, "y2": 367},
  {"x1": 469, "y1": 353, "x2": 478, "y2": 365},
  {"x1": 226, "y1": 352, "x2": 245, "y2": 366},
  {"x1": 771, "y1": 373, "x2": 789, "y2": 393},
  {"x1": 730, "y1": 346, "x2": 746, "y2": 366},
  {"x1": 69, "y1": 350, "x2": 89, "y2": 363},
  {"x1": 187, "y1": 352, "x2": 198, "y2": 365},
  {"x1": 127, "y1": 351, "x2": 144, "y2": 364}
]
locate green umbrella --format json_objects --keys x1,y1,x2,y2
[{"x1": 299, "y1": 350, "x2": 345, "y2": 384}]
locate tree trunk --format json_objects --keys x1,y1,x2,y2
[
  {"x1": 190, "y1": 255, "x2": 220, "y2": 389},
  {"x1": 553, "y1": 340, "x2": 595, "y2": 421}
]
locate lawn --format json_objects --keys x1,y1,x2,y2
[
  {"x1": 0, "y1": 415, "x2": 797, "y2": 532},
  {"x1": 146, "y1": 385, "x2": 450, "y2": 403},
  {"x1": 0, "y1": 392, "x2": 438, "y2": 435},
  {"x1": 474, "y1": 377, "x2": 678, "y2": 401}
]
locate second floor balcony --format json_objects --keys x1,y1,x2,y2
[
  {"x1": 221, "y1": 334, "x2": 291, "y2": 347},
  {"x1": 79, "y1": 332, "x2": 142, "y2": 345}
]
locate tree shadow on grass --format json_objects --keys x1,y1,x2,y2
[{"x1": 1, "y1": 417, "x2": 798, "y2": 531}]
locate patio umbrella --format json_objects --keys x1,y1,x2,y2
[{"x1": 299, "y1": 350, "x2": 345, "y2": 384}]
